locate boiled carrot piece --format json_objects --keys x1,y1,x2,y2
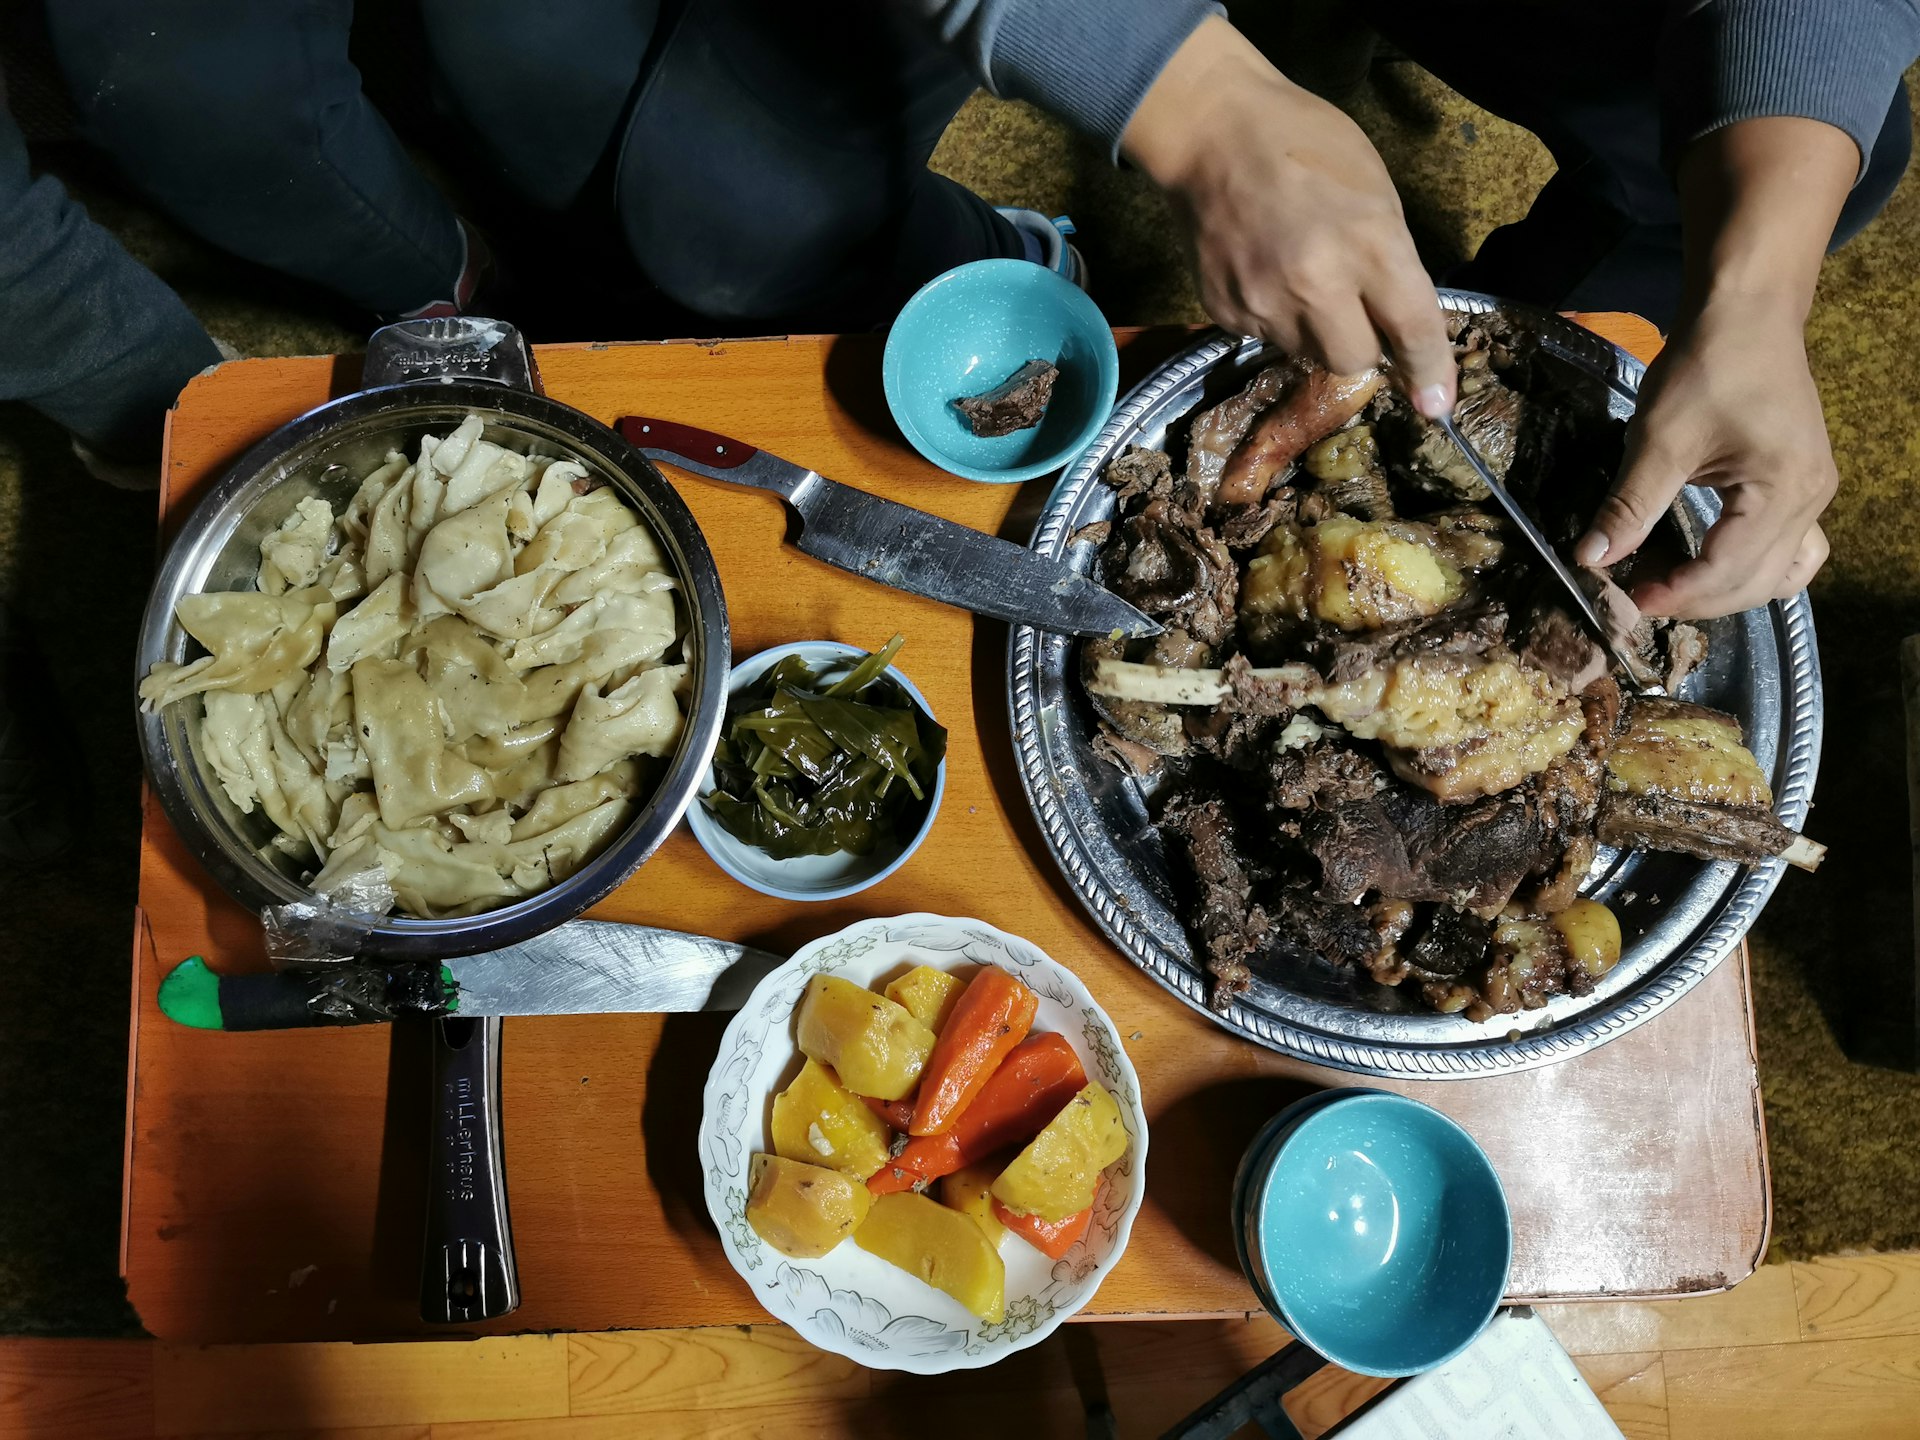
[
  {"x1": 868, "y1": 1032, "x2": 1084, "y2": 1194},
  {"x1": 909, "y1": 968, "x2": 1038, "y2": 1136},
  {"x1": 994, "y1": 1178, "x2": 1103, "y2": 1260},
  {"x1": 863, "y1": 1094, "x2": 917, "y2": 1132}
]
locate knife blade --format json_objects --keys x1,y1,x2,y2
[
  {"x1": 1434, "y1": 413, "x2": 1647, "y2": 682},
  {"x1": 158, "y1": 920, "x2": 786, "y2": 1030},
  {"x1": 619, "y1": 415, "x2": 1160, "y2": 639}
]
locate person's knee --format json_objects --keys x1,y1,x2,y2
[
  {"x1": 48, "y1": 6, "x2": 354, "y2": 194},
  {"x1": 622, "y1": 177, "x2": 873, "y2": 323}
]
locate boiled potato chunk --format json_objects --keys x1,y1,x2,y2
[
  {"x1": 795, "y1": 975, "x2": 936, "y2": 1101},
  {"x1": 746, "y1": 1153, "x2": 872, "y2": 1259},
  {"x1": 939, "y1": 1157, "x2": 1006, "y2": 1247},
  {"x1": 884, "y1": 965, "x2": 967, "y2": 1034},
  {"x1": 1552, "y1": 898, "x2": 1622, "y2": 979},
  {"x1": 855, "y1": 1191, "x2": 1006, "y2": 1323},
  {"x1": 771, "y1": 1059, "x2": 893, "y2": 1180},
  {"x1": 991, "y1": 1082, "x2": 1127, "y2": 1223}
]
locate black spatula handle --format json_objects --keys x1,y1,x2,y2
[{"x1": 421, "y1": 1015, "x2": 520, "y2": 1323}]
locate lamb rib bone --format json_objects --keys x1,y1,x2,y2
[{"x1": 1086, "y1": 656, "x2": 1823, "y2": 871}]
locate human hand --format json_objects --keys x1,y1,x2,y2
[
  {"x1": 1575, "y1": 298, "x2": 1835, "y2": 618},
  {"x1": 1122, "y1": 17, "x2": 1455, "y2": 417}
]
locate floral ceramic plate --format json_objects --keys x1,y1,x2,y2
[{"x1": 698, "y1": 912, "x2": 1149, "y2": 1373}]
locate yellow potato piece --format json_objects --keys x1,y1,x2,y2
[
  {"x1": 1552, "y1": 898, "x2": 1622, "y2": 979},
  {"x1": 854, "y1": 1191, "x2": 1006, "y2": 1323},
  {"x1": 939, "y1": 1157, "x2": 1007, "y2": 1247},
  {"x1": 746, "y1": 1153, "x2": 872, "y2": 1259},
  {"x1": 795, "y1": 974, "x2": 936, "y2": 1101},
  {"x1": 991, "y1": 1082, "x2": 1127, "y2": 1223},
  {"x1": 883, "y1": 965, "x2": 968, "y2": 1034},
  {"x1": 770, "y1": 1059, "x2": 893, "y2": 1180}
]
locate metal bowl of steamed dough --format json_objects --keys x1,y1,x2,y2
[
  {"x1": 135, "y1": 318, "x2": 730, "y2": 960},
  {"x1": 1007, "y1": 292, "x2": 1821, "y2": 1078}
]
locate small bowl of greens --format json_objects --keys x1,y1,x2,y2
[{"x1": 687, "y1": 636, "x2": 948, "y2": 901}]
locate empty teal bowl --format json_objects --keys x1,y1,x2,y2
[
  {"x1": 1246, "y1": 1092, "x2": 1511, "y2": 1377},
  {"x1": 883, "y1": 258, "x2": 1119, "y2": 483}
]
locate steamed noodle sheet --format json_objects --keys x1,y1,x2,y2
[{"x1": 139, "y1": 415, "x2": 688, "y2": 917}]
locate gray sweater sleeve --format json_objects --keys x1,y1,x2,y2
[
  {"x1": 901, "y1": 0, "x2": 1222, "y2": 159},
  {"x1": 1661, "y1": 0, "x2": 1920, "y2": 179}
]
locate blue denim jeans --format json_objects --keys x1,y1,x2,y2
[
  {"x1": 49, "y1": 0, "x2": 1023, "y2": 329},
  {"x1": 0, "y1": 72, "x2": 220, "y2": 457}
]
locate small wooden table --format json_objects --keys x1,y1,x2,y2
[{"x1": 124, "y1": 323, "x2": 1768, "y2": 1344}]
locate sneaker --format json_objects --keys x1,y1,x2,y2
[
  {"x1": 392, "y1": 218, "x2": 497, "y2": 322},
  {"x1": 995, "y1": 208, "x2": 1089, "y2": 291}
]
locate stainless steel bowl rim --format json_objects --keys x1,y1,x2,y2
[
  {"x1": 1007, "y1": 292, "x2": 1822, "y2": 1077},
  {"x1": 136, "y1": 376, "x2": 731, "y2": 959}
]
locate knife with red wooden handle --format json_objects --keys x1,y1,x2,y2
[{"x1": 619, "y1": 416, "x2": 1159, "y2": 638}]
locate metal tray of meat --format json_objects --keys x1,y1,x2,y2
[{"x1": 1007, "y1": 292, "x2": 1821, "y2": 1077}]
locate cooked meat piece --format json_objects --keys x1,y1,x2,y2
[
  {"x1": 1153, "y1": 628, "x2": 1214, "y2": 669},
  {"x1": 1104, "y1": 447, "x2": 1177, "y2": 507},
  {"x1": 1221, "y1": 653, "x2": 1318, "y2": 715},
  {"x1": 1312, "y1": 653, "x2": 1584, "y2": 801},
  {"x1": 1597, "y1": 791, "x2": 1800, "y2": 865},
  {"x1": 1163, "y1": 795, "x2": 1272, "y2": 1006},
  {"x1": 1242, "y1": 518, "x2": 1467, "y2": 635},
  {"x1": 1407, "y1": 906, "x2": 1494, "y2": 981},
  {"x1": 1102, "y1": 498, "x2": 1238, "y2": 647},
  {"x1": 1581, "y1": 675, "x2": 1623, "y2": 755},
  {"x1": 1519, "y1": 601, "x2": 1606, "y2": 693},
  {"x1": 1080, "y1": 638, "x2": 1191, "y2": 760},
  {"x1": 1185, "y1": 366, "x2": 1293, "y2": 506},
  {"x1": 1268, "y1": 736, "x2": 1386, "y2": 810},
  {"x1": 1575, "y1": 566, "x2": 1661, "y2": 684},
  {"x1": 1300, "y1": 785, "x2": 1555, "y2": 909},
  {"x1": 1664, "y1": 622, "x2": 1710, "y2": 692},
  {"x1": 1090, "y1": 725, "x2": 1164, "y2": 779},
  {"x1": 1302, "y1": 424, "x2": 1395, "y2": 521},
  {"x1": 1522, "y1": 832, "x2": 1597, "y2": 914},
  {"x1": 1607, "y1": 696, "x2": 1773, "y2": 809},
  {"x1": 1428, "y1": 508, "x2": 1510, "y2": 573},
  {"x1": 1475, "y1": 912, "x2": 1589, "y2": 1016},
  {"x1": 1069, "y1": 519, "x2": 1112, "y2": 548},
  {"x1": 1218, "y1": 366, "x2": 1389, "y2": 507},
  {"x1": 1394, "y1": 375, "x2": 1526, "y2": 500},
  {"x1": 1267, "y1": 880, "x2": 1397, "y2": 972},
  {"x1": 1360, "y1": 898, "x2": 1418, "y2": 986},
  {"x1": 1310, "y1": 605, "x2": 1509, "y2": 684},
  {"x1": 1217, "y1": 487, "x2": 1297, "y2": 549},
  {"x1": 1319, "y1": 469, "x2": 1396, "y2": 522},
  {"x1": 1597, "y1": 694, "x2": 1825, "y2": 869},
  {"x1": 954, "y1": 358, "x2": 1058, "y2": 436},
  {"x1": 1184, "y1": 707, "x2": 1283, "y2": 770},
  {"x1": 1088, "y1": 647, "x2": 1582, "y2": 800}
]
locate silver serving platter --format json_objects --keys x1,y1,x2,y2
[{"x1": 1008, "y1": 292, "x2": 1822, "y2": 1077}]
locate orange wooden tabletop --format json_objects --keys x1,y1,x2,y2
[{"x1": 125, "y1": 320, "x2": 1768, "y2": 1344}]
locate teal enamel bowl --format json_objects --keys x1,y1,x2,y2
[
  {"x1": 1241, "y1": 1092, "x2": 1512, "y2": 1378},
  {"x1": 883, "y1": 259, "x2": 1119, "y2": 483}
]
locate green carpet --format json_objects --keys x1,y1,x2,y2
[{"x1": 3, "y1": 64, "x2": 1916, "y2": 1335}]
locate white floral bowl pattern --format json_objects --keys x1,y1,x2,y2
[{"x1": 698, "y1": 913, "x2": 1149, "y2": 1373}]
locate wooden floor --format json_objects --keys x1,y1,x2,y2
[{"x1": 5, "y1": 1254, "x2": 1919, "y2": 1439}]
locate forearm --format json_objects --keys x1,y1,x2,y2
[
  {"x1": 1120, "y1": 16, "x2": 1275, "y2": 187},
  {"x1": 897, "y1": 0, "x2": 1217, "y2": 158},
  {"x1": 1677, "y1": 117, "x2": 1858, "y2": 323}
]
